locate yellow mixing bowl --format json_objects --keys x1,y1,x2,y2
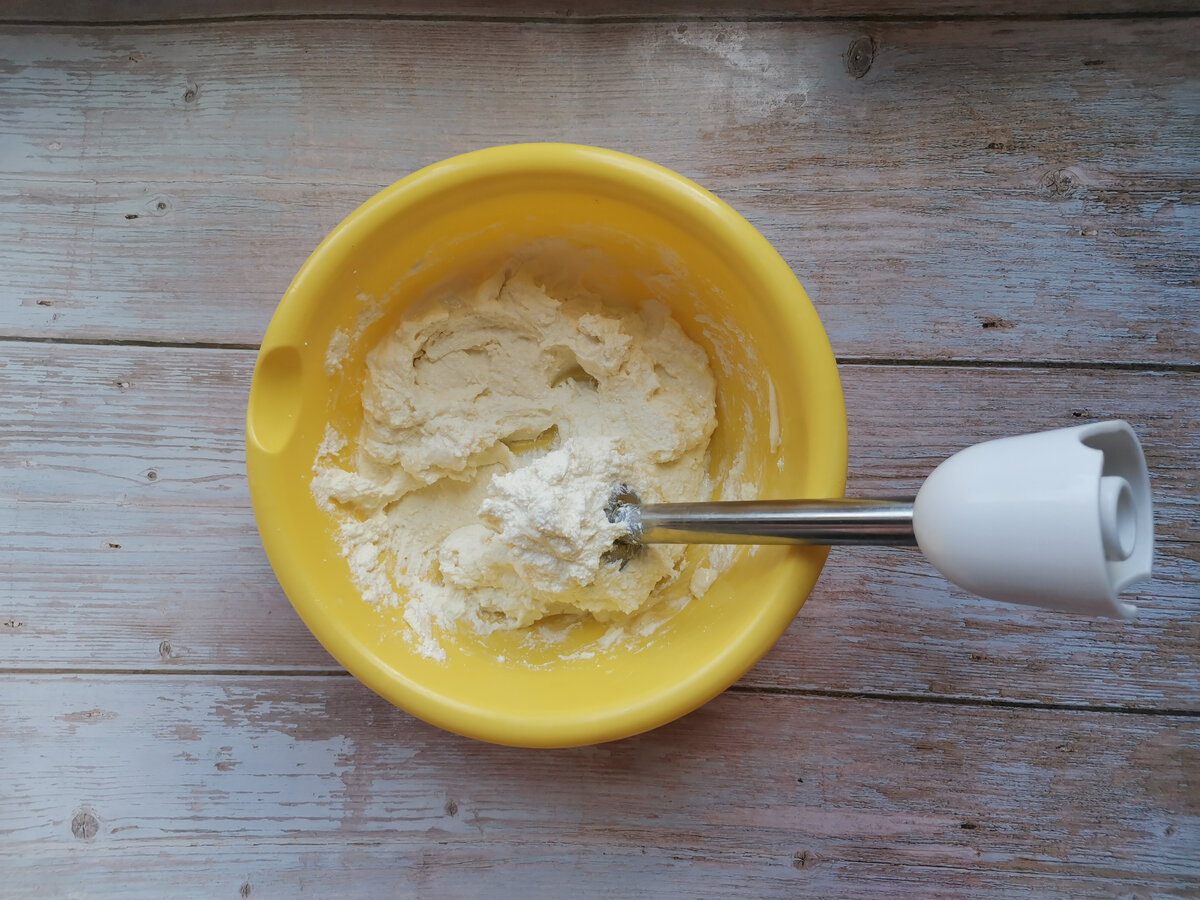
[{"x1": 246, "y1": 144, "x2": 847, "y2": 747}]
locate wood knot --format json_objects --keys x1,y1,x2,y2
[
  {"x1": 159, "y1": 639, "x2": 174, "y2": 660},
  {"x1": 183, "y1": 80, "x2": 199, "y2": 103},
  {"x1": 140, "y1": 195, "x2": 173, "y2": 217},
  {"x1": 977, "y1": 315, "x2": 1016, "y2": 330},
  {"x1": 845, "y1": 36, "x2": 876, "y2": 79},
  {"x1": 792, "y1": 849, "x2": 821, "y2": 870},
  {"x1": 960, "y1": 821, "x2": 979, "y2": 830},
  {"x1": 1039, "y1": 167, "x2": 1086, "y2": 200},
  {"x1": 444, "y1": 798, "x2": 459, "y2": 817},
  {"x1": 240, "y1": 882, "x2": 252, "y2": 898},
  {"x1": 71, "y1": 810, "x2": 99, "y2": 841}
]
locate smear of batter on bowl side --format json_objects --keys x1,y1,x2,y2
[{"x1": 313, "y1": 265, "x2": 739, "y2": 661}]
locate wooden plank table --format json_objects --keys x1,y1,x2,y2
[{"x1": 2, "y1": 3, "x2": 1197, "y2": 895}]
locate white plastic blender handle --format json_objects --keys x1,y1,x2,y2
[{"x1": 912, "y1": 420, "x2": 1153, "y2": 617}]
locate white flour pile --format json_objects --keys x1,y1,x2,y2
[{"x1": 313, "y1": 268, "x2": 726, "y2": 661}]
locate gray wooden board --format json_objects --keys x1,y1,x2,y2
[
  {"x1": 3, "y1": 8, "x2": 1198, "y2": 895},
  {"x1": 1, "y1": 676, "x2": 1197, "y2": 897},
  {"x1": 2, "y1": 342, "x2": 1195, "y2": 713},
  {"x1": 3, "y1": 0, "x2": 1199, "y2": 21},
  {"x1": 1, "y1": 19, "x2": 1197, "y2": 361}
]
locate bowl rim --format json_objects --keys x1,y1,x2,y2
[{"x1": 247, "y1": 143, "x2": 848, "y2": 746}]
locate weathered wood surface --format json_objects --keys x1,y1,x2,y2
[
  {"x1": 3, "y1": 342, "x2": 1196, "y2": 715},
  {"x1": 2, "y1": 19, "x2": 1197, "y2": 362},
  {"x1": 2, "y1": 6, "x2": 1198, "y2": 896},
  {"x1": 4, "y1": 0, "x2": 1199, "y2": 22},
  {"x1": 3, "y1": 676, "x2": 1197, "y2": 898}
]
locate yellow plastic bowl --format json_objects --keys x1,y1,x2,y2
[{"x1": 246, "y1": 144, "x2": 847, "y2": 747}]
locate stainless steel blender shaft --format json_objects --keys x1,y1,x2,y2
[
  {"x1": 634, "y1": 498, "x2": 918, "y2": 546},
  {"x1": 603, "y1": 489, "x2": 919, "y2": 566}
]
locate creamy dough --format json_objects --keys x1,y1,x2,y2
[{"x1": 313, "y1": 269, "x2": 720, "y2": 661}]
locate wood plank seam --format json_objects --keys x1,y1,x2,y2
[
  {"x1": 0, "y1": 335, "x2": 262, "y2": 352},
  {"x1": 725, "y1": 684, "x2": 1200, "y2": 718},
  {"x1": 2, "y1": 669, "x2": 1198, "y2": 719},
  {"x1": 3, "y1": 336, "x2": 1198, "y2": 374}
]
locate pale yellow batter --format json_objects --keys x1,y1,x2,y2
[{"x1": 313, "y1": 268, "x2": 720, "y2": 660}]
